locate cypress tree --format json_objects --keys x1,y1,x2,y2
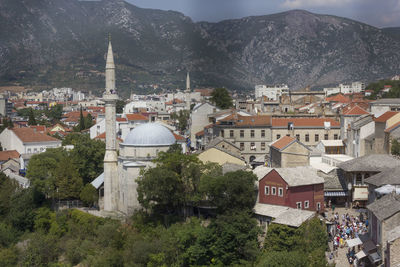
[{"x1": 28, "y1": 108, "x2": 37, "y2": 126}]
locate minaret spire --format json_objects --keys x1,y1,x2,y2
[
  {"x1": 105, "y1": 37, "x2": 116, "y2": 94},
  {"x1": 185, "y1": 71, "x2": 191, "y2": 110},
  {"x1": 103, "y1": 37, "x2": 119, "y2": 213},
  {"x1": 186, "y1": 71, "x2": 190, "y2": 92}
]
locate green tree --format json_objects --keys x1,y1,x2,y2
[
  {"x1": 263, "y1": 217, "x2": 328, "y2": 267},
  {"x1": 392, "y1": 139, "x2": 400, "y2": 156},
  {"x1": 188, "y1": 211, "x2": 260, "y2": 266},
  {"x1": 7, "y1": 118, "x2": 13, "y2": 128},
  {"x1": 171, "y1": 110, "x2": 190, "y2": 132},
  {"x1": 28, "y1": 108, "x2": 37, "y2": 126},
  {"x1": 21, "y1": 232, "x2": 59, "y2": 266},
  {"x1": 138, "y1": 150, "x2": 215, "y2": 219},
  {"x1": 211, "y1": 87, "x2": 233, "y2": 109},
  {"x1": 76, "y1": 106, "x2": 85, "y2": 132},
  {"x1": 0, "y1": 173, "x2": 17, "y2": 218},
  {"x1": 80, "y1": 184, "x2": 99, "y2": 207},
  {"x1": 199, "y1": 170, "x2": 257, "y2": 213},
  {"x1": 256, "y1": 251, "x2": 308, "y2": 267},
  {"x1": 7, "y1": 188, "x2": 44, "y2": 232},
  {"x1": 116, "y1": 99, "x2": 126, "y2": 114},
  {"x1": 54, "y1": 157, "x2": 83, "y2": 199},
  {"x1": 26, "y1": 148, "x2": 68, "y2": 196},
  {"x1": 62, "y1": 133, "x2": 105, "y2": 184},
  {"x1": 0, "y1": 247, "x2": 19, "y2": 267},
  {"x1": 45, "y1": 104, "x2": 63, "y2": 122},
  {"x1": 84, "y1": 113, "x2": 94, "y2": 129},
  {"x1": 138, "y1": 167, "x2": 185, "y2": 216}
]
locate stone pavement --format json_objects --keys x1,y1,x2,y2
[{"x1": 325, "y1": 207, "x2": 364, "y2": 267}]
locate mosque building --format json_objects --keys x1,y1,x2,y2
[{"x1": 92, "y1": 40, "x2": 176, "y2": 215}]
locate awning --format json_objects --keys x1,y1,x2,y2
[
  {"x1": 363, "y1": 240, "x2": 377, "y2": 253},
  {"x1": 369, "y1": 252, "x2": 382, "y2": 263},
  {"x1": 346, "y1": 237, "x2": 363, "y2": 248},
  {"x1": 353, "y1": 187, "x2": 369, "y2": 201},
  {"x1": 325, "y1": 191, "x2": 348, "y2": 197},
  {"x1": 356, "y1": 250, "x2": 367, "y2": 260}
]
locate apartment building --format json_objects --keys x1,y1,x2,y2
[
  {"x1": 213, "y1": 114, "x2": 272, "y2": 162},
  {"x1": 271, "y1": 117, "x2": 341, "y2": 147}
]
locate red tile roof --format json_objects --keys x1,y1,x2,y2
[
  {"x1": 195, "y1": 130, "x2": 204, "y2": 137},
  {"x1": 165, "y1": 99, "x2": 184, "y2": 105},
  {"x1": 12, "y1": 128, "x2": 60, "y2": 143},
  {"x1": 94, "y1": 132, "x2": 123, "y2": 142},
  {"x1": 63, "y1": 111, "x2": 90, "y2": 118},
  {"x1": 125, "y1": 113, "x2": 148, "y2": 121},
  {"x1": 0, "y1": 150, "x2": 20, "y2": 161},
  {"x1": 29, "y1": 125, "x2": 47, "y2": 133},
  {"x1": 220, "y1": 114, "x2": 271, "y2": 126},
  {"x1": 195, "y1": 88, "x2": 214, "y2": 97},
  {"x1": 385, "y1": 121, "x2": 400, "y2": 133},
  {"x1": 343, "y1": 105, "x2": 369, "y2": 116},
  {"x1": 375, "y1": 111, "x2": 399, "y2": 122},
  {"x1": 116, "y1": 117, "x2": 127, "y2": 122},
  {"x1": 270, "y1": 136, "x2": 296, "y2": 150},
  {"x1": 325, "y1": 94, "x2": 350, "y2": 103},
  {"x1": 271, "y1": 118, "x2": 340, "y2": 128},
  {"x1": 87, "y1": 106, "x2": 105, "y2": 112},
  {"x1": 172, "y1": 132, "x2": 185, "y2": 141}
]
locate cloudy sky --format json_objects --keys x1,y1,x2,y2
[{"x1": 126, "y1": 0, "x2": 400, "y2": 28}]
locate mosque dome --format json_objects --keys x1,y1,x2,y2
[{"x1": 123, "y1": 123, "x2": 176, "y2": 146}]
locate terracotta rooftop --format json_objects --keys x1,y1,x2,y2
[
  {"x1": 271, "y1": 118, "x2": 340, "y2": 128},
  {"x1": 29, "y1": 125, "x2": 47, "y2": 133},
  {"x1": 12, "y1": 128, "x2": 61, "y2": 143},
  {"x1": 220, "y1": 114, "x2": 271, "y2": 126},
  {"x1": 195, "y1": 88, "x2": 214, "y2": 96},
  {"x1": 125, "y1": 113, "x2": 148, "y2": 121},
  {"x1": 87, "y1": 106, "x2": 105, "y2": 112},
  {"x1": 172, "y1": 132, "x2": 185, "y2": 141},
  {"x1": 165, "y1": 99, "x2": 184, "y2": 105},
  {"x1": 270, "y1": 135, "x2": 296, "y2": 150},
  {"x1": 63, "y1": 111, "x2": 90, "y2": 118},
  {"x1": 343, "y1": 105, "x2": 369, "y2": 116},
  {"x1": 116, "y1": 117, "x2": 127, "y2": 122},
  {"x1": 375, "y1": 111, "x2": 398, "y2": 122},
  {"x1": 94, "y1": 132, "x2": 123, "y2": 142},
  {"x1": 385, "y1": 121, "x2": 400, "y2": 133},
  {"x1": 195, "y1": 130, "x2": 204, "y2": 137},
  {"x1": 0, "y1": 150, "x2": 20, "y2": 161},
  {"x1": 325, "y1": 94, "x2": 350, "y2": 103}
]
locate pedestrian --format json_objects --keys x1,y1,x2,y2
[{"x1": 332, "y1": 204, "x2": 335, "y2": 213}]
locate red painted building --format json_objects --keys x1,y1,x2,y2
[{"x1": 257, "y1": 167, "x2": 325, "y2": 212}]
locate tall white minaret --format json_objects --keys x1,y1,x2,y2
[
  {"x1": 185, "y1": 71, "x2": 191, "y2": 110},
  {"x1": 103, "y1": 37, "x2": 119, "y2": 212}
]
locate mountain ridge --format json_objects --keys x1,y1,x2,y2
[{"x1": 0, "y1": 0, "x2": 399, "y2": 95}]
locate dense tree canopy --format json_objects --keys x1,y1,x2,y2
[
  {"x1": 260, "y1": 217, "x2": 328, "y2": 267},
  {"x1": 28, "y1": 108, "x2": 37, "y2": 126},
  {"x1": 62, "y1": 133, "x2": 105, "y2": 184},
  {"x1": 392, "y1": 139, "x2": 400, "y2": 156},
  {"x1": 365, "y1": 79, "x2": 400, "y2": 99},
  {"x1": 199, "y1": 170, "x2": 257, "y2": 213},
  {"x1": 211, "y1": 87, "x2": 233, "y2": 109},
  {"x1": 137, "y1": 150, "x2": 219, "y2": 219},
  {"x1": 171, "y1": 109, "x2": 190, "y2": 132}
]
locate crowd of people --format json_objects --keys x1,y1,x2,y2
[{"x1": 328, "y1": 211, "x2": 369, "y2": 266}]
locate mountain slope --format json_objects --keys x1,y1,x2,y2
[{"x1": 0, "y1": 0, "x2": 400, "y2": 95}]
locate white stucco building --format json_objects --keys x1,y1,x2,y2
[
  {"x1": 0, "y1": 127, "x2": 61, "y2": 155},
  {"x1": 255, "y1": 84, "x2": 289, "y2": 100}
]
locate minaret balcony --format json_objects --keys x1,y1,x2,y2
[{"x1": 103, "y1": 93, "x2": 119, "y2": 102}]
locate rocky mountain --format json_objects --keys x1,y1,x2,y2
[{"x1": 1, "y1": 0, "x2": 400, "y2": 95}]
